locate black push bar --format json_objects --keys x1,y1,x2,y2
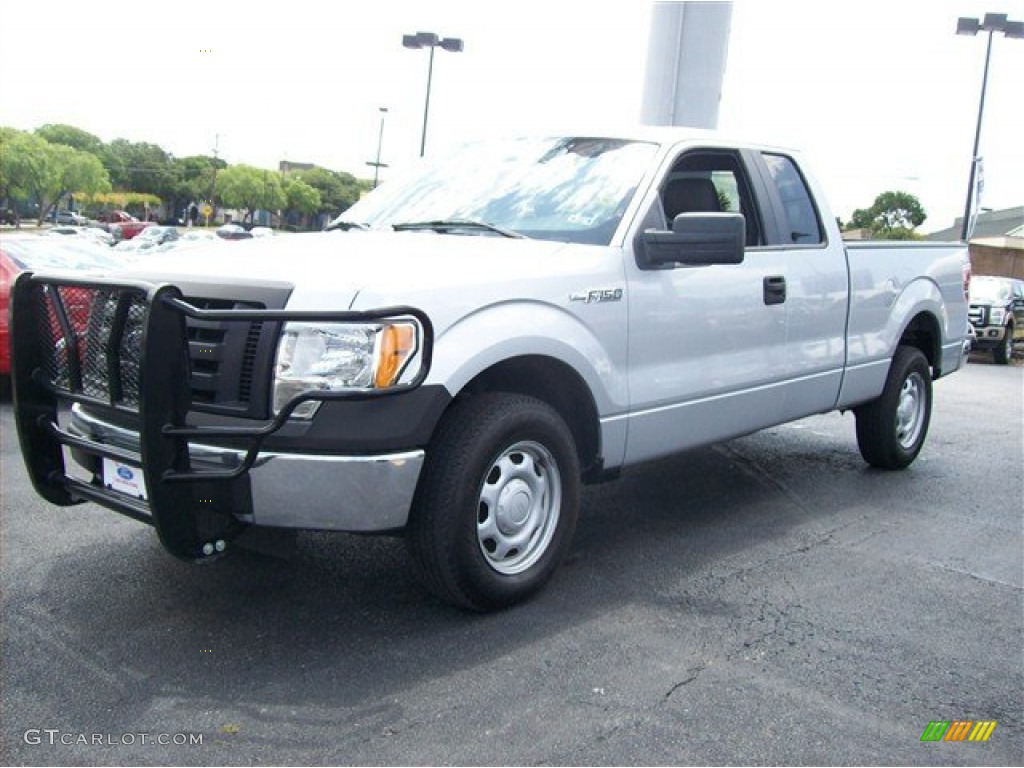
[{"x1": 11, "y1": 271, "x2": 433, "y2": 560}]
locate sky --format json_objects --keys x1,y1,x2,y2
[{"x1": 1, "y1": 0, "x2": 1022, "y2": 233}]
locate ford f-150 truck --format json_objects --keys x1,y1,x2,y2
[
  {"x1": 967, "y1": 275, "x2": 1023, "y2": 364},
  {"x1": 10, "y1": 129, "x2": 971, "y2": 610}
]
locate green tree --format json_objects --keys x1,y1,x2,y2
[
  {"x1": 170, "y1": 154, "x2": 226, "y2": 219},
  {"x1": 216, "y1": 164, "x2": 286, "y2": 223},
  {"x1": 293, "y1": 167, "x2": 367, "y2": 217},
  {"x1": 849, "y1": 191, "x2": 926, "y2": 239},
  {"x1": 54, "y1": 144, "x2": 111, "y2": 215},
  {"x1": 0, "y1": 128, "x2": 32, "y2": 207},
  {"x1": 39, "y1": 144, "x2": 111, "y2": 224},
  {"x1": 282, "y1": 176, "x2": 321, "y2": 229},
  {"x1": 0, "y1": 129, "x2": 111, "y2": 224},
  {"x1": 1, "y1": 129, "x2": 59, "y2": 224},
  {"x1": 101, "y1": 139, "x2": 177, "y2": 201},
  {"x1": 35, "y1": 124, "x2": 104, "y2": 156}
]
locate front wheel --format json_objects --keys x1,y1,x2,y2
[
  {"x1": 855, "y1": 346, "x2": 932, "y2": 470},
  {"x1": 993, "y1": 323, "x2": 1014, "y2": 365},
  {"x1": 407, "y1": 393, "x2": 581, "y2": 611}
]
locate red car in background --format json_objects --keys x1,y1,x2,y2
[
  {"x1": 0, "y1": 235, "x2": 122, "y2": 394},
  {"x1": 95, "y1": 210, "x2": 154, "y2": 241}
]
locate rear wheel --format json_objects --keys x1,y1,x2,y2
[
  {"x1": 407, "y1": 392, "x2": 580, "y2": 611},
  {"x1": 993, "y1": 323, "x2": 1014, "y2": 365},
  {"x1": 855, "y1": 346, "x2": 932, "y2": 470}
]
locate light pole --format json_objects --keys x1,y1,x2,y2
[
  {"x1": 366, "y1": 107, "x2": 389, "y2": 188},
  {"x1": 402, "y1": 31, "x2": 464, "y2": 156},
  {"x1": 956, "y1": 12, "x2": 1023, "y2": 241}
]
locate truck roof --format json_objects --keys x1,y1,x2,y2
[{"x1": 470, "y1": 124, "x2": 800, "y2": 154}]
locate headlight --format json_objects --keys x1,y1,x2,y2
[
  {"x1": 273, "y1": 320, "x2": 420, "y2": 418},
  {"x1": 989, "y1": 308, "x2": 1006, "y2": 325}
]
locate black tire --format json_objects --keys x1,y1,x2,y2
[
  {"x1": 855, "y1": 346, "x2": 932, "y2": 470},
  {"x1": 407, "y1": 392, "x2": 581, "y2": 611},
  {"x1": 993, "y1": 323, "x2": 1013, "y2": 365}
]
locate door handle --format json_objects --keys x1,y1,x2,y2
[{"x1": 763, "y1": 275, "x2": 786, "y2": 305}]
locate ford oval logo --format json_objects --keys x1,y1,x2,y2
[{"x1": 116, "y1": 467, "x2": 134, "y2": 481}]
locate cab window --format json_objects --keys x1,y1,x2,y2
[
  {"x1": 762, "y1": 153, "x2": 824, "y2": 245},
  {"x1": 660, "y1": 150, "x2": 764, "y2": 247}
]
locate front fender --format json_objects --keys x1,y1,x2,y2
[{"x1": 430, "y1": 300, "x2": 628, "y2": 415}]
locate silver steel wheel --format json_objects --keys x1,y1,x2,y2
[
  {"x1": 476, "y1": 440, "x2": 561, "y2": 575},
  {"x1": 896, "y1": 371, "x2": 927, "y2": 449}
]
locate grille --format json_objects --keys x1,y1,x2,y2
[
  {"x1": 33, "y1": 285, "x2": 275, "y2": 418},
  {"x1": 968, "y1": 305, "x2": 986, "y2": 326},
  {"x1": 36, "y1": 285, "x2": 148, "y2": 408},
  {"x1": 81, "y1": 291, "x2": 148, "y2": 406},
  {"x1": 184, "y1": 297, "x2": 266, "y2": 412}
]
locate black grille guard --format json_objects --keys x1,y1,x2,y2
[{"x1": 11, "y1": 271, "x2": 433, "y2": 560}]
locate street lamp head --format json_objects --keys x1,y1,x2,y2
[
  {"x1": 981, "y1": 12, "x2": 1008, "y2": 31},
  {"x1": 956, "y1": 16, "x2": 981, "y2": 35},
  {"x1": 403, "y1": 31, "x2": 439, "y2": 49},
  {"x1": 403, "y1": 31, "x2": 462, "y2": 51},
  {"x1": 1004, "y1": 20, "x2": 1024, "y2": 38}
]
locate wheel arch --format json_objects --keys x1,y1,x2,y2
[
  {"x1": 444, "y1": 355, "x2": 604, "y2": 481},
  {"x1": 898, "y1": 311, "x2": 942, "y2": 374}
]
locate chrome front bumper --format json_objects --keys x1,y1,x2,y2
[{"x1": 68, "y1": 406, "x2": 424, "y2": 532}]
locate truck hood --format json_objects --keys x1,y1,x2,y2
[{"x1": 118, "y1": 230, "x2": 577, "y2": 310}]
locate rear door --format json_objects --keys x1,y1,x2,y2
[{"x1": 749, "y1": 151, "x2": 848, "y2": 420}]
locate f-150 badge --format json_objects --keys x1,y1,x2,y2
[{"x1": 569, "y1": 288, "x2": 624, "y2": 304}]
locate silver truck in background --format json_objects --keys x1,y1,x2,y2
[{"x1": 11, "y1": 129, "x2": 971, "y2": 610}]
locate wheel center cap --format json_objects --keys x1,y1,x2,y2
[{"x1": 497, "y1": 480, "x2": 532, "y2": 533}]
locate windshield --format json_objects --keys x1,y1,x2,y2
[
  {"x1": 334, "y1": 136, "x2": 659, "y2": 245},
  {"x1": 970, "y1": 278, "x2": 1011, "y2": 303}
]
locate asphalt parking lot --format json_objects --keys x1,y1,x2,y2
[{"x1": 1, "y1": 357, "x2": 1021, "y2": 766}]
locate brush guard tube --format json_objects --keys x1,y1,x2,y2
[{"x1": 10, "y1": 272, "x2": 432, "y2": 561}]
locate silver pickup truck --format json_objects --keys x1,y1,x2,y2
[{"x1": 10, "y1": 129, "x2": 971, "y2": 610}]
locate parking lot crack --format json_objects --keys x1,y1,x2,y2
[{"x1": 662, "y1": 665, "x2": 706, "y2": 701}]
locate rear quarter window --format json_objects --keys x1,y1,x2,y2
[{"x1": 763, "y1": 153, "x2": 824, "y2": 245}]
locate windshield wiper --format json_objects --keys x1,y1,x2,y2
[
  {"x1": 325, "y1": 220, "x2": 369, "y2": 231},
  {"x1": 391, "y1": 219, "x2": 525, "y2": 239}
]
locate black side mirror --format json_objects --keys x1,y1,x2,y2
[{"x1": 638, "y1": 212, "x2": 745, "y2": 269}]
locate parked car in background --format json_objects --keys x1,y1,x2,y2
[
  {"x1": 95, "y1": 210, "x2": 154, "y2": 241},
  {"x1": 0, "y1": 234, "x2": 122, "y2": 395},
  {"x1": 968, "y1": 275, "x2": 1024, "y2": 364},
  {"x1": 46, "y1": 225, "x2": 116, "y2": 247},
  {"x1": 48, "y1": 210, "x2": 91, "y2": 226},
  {"x1": 215, "y1": 223, "x2": 253, "y2": 240},
  {"x1": 113, "y1": 225, "x2": 180, "y2": 253}
]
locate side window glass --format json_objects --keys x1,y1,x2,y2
[
  {"x1": 762, "y1": 153, "x2": 823, "y2": 245},
  {"x1": 661, "y1": 152, "x2": 763, "y2": 247}
]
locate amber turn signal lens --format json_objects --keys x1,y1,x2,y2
[{"x1": 374, "y1": 323, "x2": 417, "y2": 387}]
